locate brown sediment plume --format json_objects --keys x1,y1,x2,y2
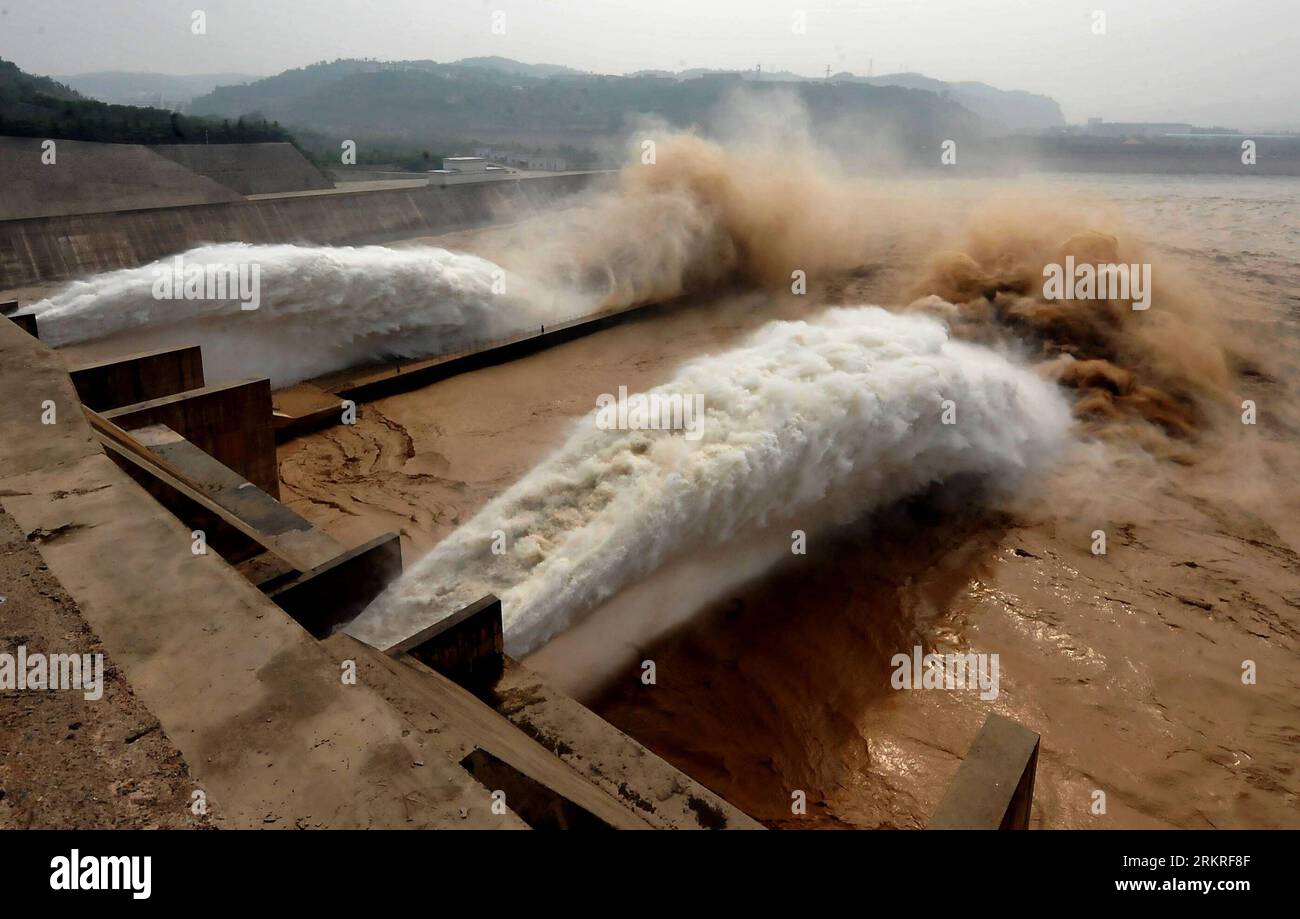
[
  {"x1": 586, "y1": 119, "x2": 1247, "y2": 447},
  {"x1": 487, "y1": 129, "x2": 933, "y2": 312},
  {"x1": 615, "y1": 133, "x2": 908, "y2": 288},
  {"x1": 511, "y1": 127, "x2": 1242, "y2": 450},
  {"x1": 901, "y1": 205, "x2": 1239, "y2": 444}
]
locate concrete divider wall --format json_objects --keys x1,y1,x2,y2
[
  {"x1": 103, "y1": 378, "x2": 281, "y2": 497},
  {"x1": 70, "y1": 345, "x2": 205, "y2": 411},
  {"x1": 0, "y1": 173, "x2": 600, "y2": 290}
]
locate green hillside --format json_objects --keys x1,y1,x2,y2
[{"x1": 0, "y1": 57, "x2": 296, "y2": 146}]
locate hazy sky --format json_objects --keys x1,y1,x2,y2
[{"x1": 3, "y1": 0, "x2": 1296, "y2": 129}]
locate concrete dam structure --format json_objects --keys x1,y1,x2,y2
[
  {"x1": 0, "y1": 141, "x2": 1046, "y2": 832},
  {"x1": 0, "y1": 155, "x2": 772, "y2": 830}
]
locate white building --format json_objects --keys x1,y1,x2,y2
[
  {"x1": 429, "y1": 155, "x2": 516, "y2": 186},
  {"x1": 472, "y1": 148, "x2": 568, "y2": 172},
  {"x1": 441, "y1": 156, "x2": 489, "y2": 173}
]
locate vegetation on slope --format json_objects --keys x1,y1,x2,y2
[{"x1": 0, "y1": 58, "x2": 296, "y2": 146}]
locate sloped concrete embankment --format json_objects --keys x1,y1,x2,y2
[
  {"x1": 0, "y1": 173, "x2": 599, "y2": 291},
  {"x1": 152, "y1": 143, "x2": 333, "y2": 196},
  {"x1": 0, "y1": 136, "x2": 242, "y2": 222}
]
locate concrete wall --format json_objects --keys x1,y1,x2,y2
[
  {"x1": 69, "y1": 345, "x2": 205, "y2": 411},
  {"x1": 269, "y1": 533, "x2": 404, "y2": 638},
  {"x1": 0, "y1": 172, "x2": 599, "y2": 290},
  {"x1": 103, "y1": 378, "x2": 280, "y2": 497},
  {"x1": 153, "y1": 143, "x2": 334, "y2": 195}
]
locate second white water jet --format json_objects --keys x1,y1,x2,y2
[
  {"x1": 348, "y1": 305, "x2": 1075, "y2": 656},
  {"x1": 30, "y1": 242, "x2": 563, "y2": 387}
]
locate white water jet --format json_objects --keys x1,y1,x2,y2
[
  {"x1": 31, "y1": 242, "x2": 563, "y2": 386},
  {"x1": 349, "y1": 305, "x2": 1074, "y2": 656}
]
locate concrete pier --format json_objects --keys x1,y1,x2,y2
[
  {"x1": 114, "y1": 422, "x2": 343, "y2": 570},
  {"x1": 269, "y1": 533, "x2": 404, "y2": 638},
  {"x1": 383, "y1": 595, "x2": 506, "y2": 691},
  {"x1": 70, "y1": 345, "x2": 205, "y2": 411},
  {"x1": 5, "y1": 311, "x2": 38, "y2": 338},
  {"x1": 104, "y1": 378, "x2": 280, "y2": 497},
  {"x1": 928, "y1": 713, "x2": 1041, "y2": 829}
]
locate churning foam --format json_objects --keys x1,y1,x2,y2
[
  {"x1": 348, "y1": 306, "x2": 1074, "y2": 656},
  {"x1": 31, "y1": 242, "x2": 561, "y2": 386}
]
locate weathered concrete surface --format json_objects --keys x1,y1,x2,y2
[
  {"x1": 119, "y1": 422, "x2": 338, "y2": 569},
  {"x1": 69, "y1": 344, "x2": 205, "y2": 411},
  {"x1": 3, "y1": 458, "x2": 525, "y2": 828},
  {"x1": 0, "y1": 318, "x2": 100, "y2": 476},
  {"x1": 0, "y1": 506, "x2": 211, "y2": 829},
  {"x1": 486, "y1": 658, "x2": 764, "y2": 830},
  {"x1": 152, "y1": 143, "x2": 333, "y2": 195},
  {"x1": 382, "y1": 595, "x2": 505, "y2": 692},
  {"x1": 134, "y1": 424, "x2": 305, "y2": 537},
  {"x1": 0, "y1": 320, "x2": 525, "y2": 828},
  {"x1": 104, "y1": 378, "x2": 280, "y2": 498},
  {"x1": 324, "y1": 634, "x2": 656, "y2": 830},
  {"x1": 271, "y1": 382, "x2": 347, "y2": 441},
  {"x1": 0, "y1": 137, "x2": 241, "y2": 221},
  {"x1": 6, "y1": 311, "x2": 38, "y2": 338},
  {"x1": 268, "y1": 533, "x2": 403, "y2": 638},
  {"x1": 0, "y1": 172, "x2": 599, "y2": 290},
  {"x1": 928, "y1": 713, "x2": 1040, "y2": 830}
]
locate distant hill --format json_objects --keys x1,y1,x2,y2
[
  {"x1": 190, "y1": 57, "x2": 990, "y2": 161},
  {"x1": 856, "y1": 73, "x2": 1064, "y2": 133},
  {"x1": 450, "y1": 57, "x2": 586, "y2": 79},
  {"x1": 0, "y1": 58, "x2": 83, "y2": 103},
  {"x1": 0, "y1": 57, "x2": 297, "y2": 146},
  {"x1": 56, "y1": 71, "x2": 263, "y2": 110},
  {"x1": 630, "y1": 66, "x2": 1065, "y2": 132}
]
